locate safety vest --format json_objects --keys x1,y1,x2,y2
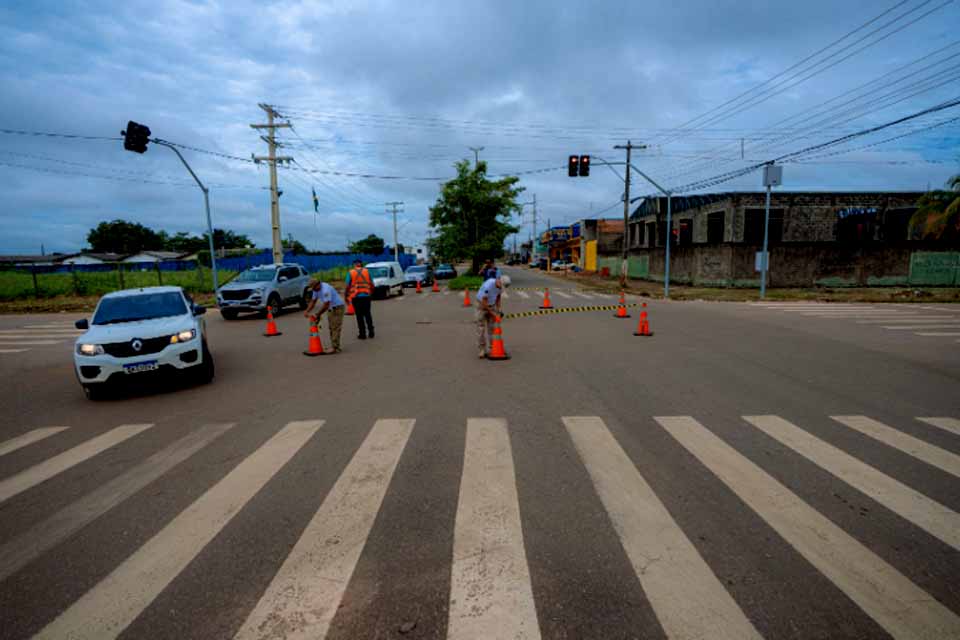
[{"x1": 349, "y1": 267, "x2": 373, "y2": 296}]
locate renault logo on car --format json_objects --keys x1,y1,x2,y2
[{"x1": 131, "y1": 339, "x2": 143, "y2": 352}]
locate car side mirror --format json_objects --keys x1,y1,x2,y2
[
  {"x1": 75, "y1": 319, "x2": 89, "y2": 330},
  {"x1": 193, "y1": 305, "x2": 207, "y2": 316},
  {"x1": 278, "y1": 276, "x2": 288, "y2": 282}
]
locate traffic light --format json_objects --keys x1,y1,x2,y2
[
  {"x1": 122, "y1": 120, "x2": 151, "y2": 154},
  {"x1": 568, "y1": 155, "x2": 579, "y2": 177},
  {"x1": 579, "y1": 155, "x2": 590, "y2": 176}
]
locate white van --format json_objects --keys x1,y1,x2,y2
[{"x1": 364, "y1": 261, "x2": 405, "y2": 298}]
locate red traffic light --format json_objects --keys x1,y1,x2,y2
[
  {"x1": 579, "y1": 155, "x2": 590, "y2": 177},
  {"x1": 568, "y1": 155, "x2": 579, "y2": 177}
]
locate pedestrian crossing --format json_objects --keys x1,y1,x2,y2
[
  {"x1": 1, "y1": 412, "x2": 958, "y2": 638},
  {"x1": 0, "y1": 321, "x2": 80, "y2": 357},
  {"x1": 751, "y1": 302, "x2": 960, "y2": 340}
]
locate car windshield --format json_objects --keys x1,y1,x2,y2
[
  {"x1": 235, "y1": 270, "x2": 276, "y2": 282},
  {"x1": 438, "y1": 264, "x2": 452, "y2": 270},
  {"x1": 93, "y1": 292, "x2": 187, "y2": 325},
  {"x1": 367, "y1": 267, "x2": 389, "y2": 278},
  {"x1": 407, "y1": 266, "x2": 426, "y2": 273}
]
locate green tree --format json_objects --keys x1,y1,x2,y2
[
  {"x1": 165, "y1": 231, "x2": 207, "y2": 253},
  {"x1": 283, "y1": 237, "x2": 308, "y2": 254},
  {"x1": 910, "y1": 174, "x2": 960, "y2": 241},
  {"x1": 348, "y1": 234, "x2": 386, "y2": 255},
  {"x1": 429, "y1": 160, "x2": 521, "y2": 273},
  {"x1": 207, "y1": 228, "x2": 253, "y2": 249},
  {"x1": 86, "y1": 219, "x2": 165, "y2": 254}
]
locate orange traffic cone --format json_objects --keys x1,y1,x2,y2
[
  {"x1": 486, "y1": 315, "x2": 510, "y2": 360},
  {"x1": 463, "y1": 288, "x2": 471, "y2": 307},
  {"x1": 633, "y1": 302, "x2": 654, "y2": 336},
  {"x1": 303, "y1": 320, "x2": 326, "y2": 356},
  {"x1": 416, "y1": 279, "x2": 422, "y2": 294},
  {"x1": 539, "y1": 288, "x2": 554, "y2": 309},
  {"x1": 345, "y1": 297, "x2": 355, "y2": 316},
  {"x1": 613, "y1": 290, "x2": 631, "y2": 318},
  {"x1": 432, "y1": 279, "x2": 440, "y2": 293},
  {"x1": 263, "y1": 306, "x2": 282, "y2": 337}
]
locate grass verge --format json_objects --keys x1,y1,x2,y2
[{"x1": 445, "y1": 275, "x2": 484, "y2": 291}]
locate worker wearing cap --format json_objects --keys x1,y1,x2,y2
[
  {"x1": 303, "y1": 279, "x2": 345, "y2": 354},
  {"x1": 345, "y1": 259, "x2": 375, "y2": 340},
  {"x1": 475, "y1": 273, "x2": 510, "y2": 358}
]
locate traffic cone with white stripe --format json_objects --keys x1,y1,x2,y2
[
  {"x1": 263, "y1": 307, "x2": 282, "y2": 337},
  {"x1": 303, "y1": 320, "x2": 326, "y2": 356},
  {"x1": 613, "y1": 291, "x2": 631, "y2": 318},
  {"x1": 539, "y1": 288, "x2": 554, "y2": 309},
  {"x1": 486, "y1": 314, "x2": 510, "y2": 360},
  {"x1": 633, "y1": 302, "x2": 654, "y2": 336}
]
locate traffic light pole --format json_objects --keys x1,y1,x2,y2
[{"x1": 151, "y1": 139, "x2": 220, "y2": 295}]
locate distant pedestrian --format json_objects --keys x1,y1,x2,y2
[
  {"x1": 481, "y1": 259, "x2": 501, "y2": 281},
  {"x1": 303, "y1": 279, "x2": 345, "y2": 354},
  {"x1": 345, "y1": 259, "x2": 375, "y2": 339},
  {"x1": 475, "y1": 274, "x2": 510, "y2": 358}
]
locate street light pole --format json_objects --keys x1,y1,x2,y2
[{"x1": 152, "y1": 139, "x2": 219, "y2": 294}]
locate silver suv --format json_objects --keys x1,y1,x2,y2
[{"x1": 216, "y1": 263, "x2": 310, "y2": 320}]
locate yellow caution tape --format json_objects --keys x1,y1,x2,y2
[{"x1": 502, "y1": 302, "x2": 642, "y2": 320}]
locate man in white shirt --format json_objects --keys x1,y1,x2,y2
[
  {"x1": 475, "y1": 274, "x2": 510, "y2": 358},
  {"x1": 303, "y1": 279, "x2": 346, "y2": 354}
]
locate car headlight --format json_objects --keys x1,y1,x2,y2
[
  {"x1": 170, "y1": 329, "x2": 196, "y2": 344},
  {"x1": 77, "y1": 343, "x2": 104, "y2": 356}
]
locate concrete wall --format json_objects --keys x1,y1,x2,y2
[{"x1": 623, "y1": 245, "x2": 960, "y2": 287}]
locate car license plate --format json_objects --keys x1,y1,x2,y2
[{"x1": 123, "y1": 361, "x2": 159, "y2": 374}]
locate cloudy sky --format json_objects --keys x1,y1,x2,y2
[{"x1": 1, "y1": 0, "x2": 958, "y2": 255}]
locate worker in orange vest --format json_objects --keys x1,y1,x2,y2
[{"x1": 345, "y1": 258, "x2": 375, "y2": 339}]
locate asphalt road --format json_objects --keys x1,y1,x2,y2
[{"x1": 0, "y1": 266, "x2": 958, "y2": 639}]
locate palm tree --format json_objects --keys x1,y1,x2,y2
[{"x1": 909, "y1": 174, "x2": 960, "y2": 241}]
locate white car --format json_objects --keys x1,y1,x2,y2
[
  {"x1": 73, "y1": 286, "x2": 213, "y2": 400},
  {"x1": 365, "y1": 261, "x2": 406, "y2": 298}
]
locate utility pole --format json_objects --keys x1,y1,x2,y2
[
  {"x1": 386, "y1": 201, "x2": 404, "y2": 261},
  {"x1": 613, "y1": 141, "x2": 645, "y2": 287},
  {"x1": 251, "y1": 103, "x2": 292, "y2": 264},
  {"x1": 469, "y1": 146, "x2": 484, "y2": 168},
  {"x1": 531, "y1": 194, "x2": 538, "y2": 265}
]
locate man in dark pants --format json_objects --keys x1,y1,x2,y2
[{"x1": 345, "y1": 259, "x2": 375, "y2": 339}]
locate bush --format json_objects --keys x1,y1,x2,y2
[{"x1": 445, "y1": 275, "x2": 484, "y2": 291}]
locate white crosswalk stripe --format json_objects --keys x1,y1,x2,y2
[
  {"x1": 831, "y1": 415, "x2": 960, "y2": 478},
  {"x1": 0, "y1": 412, "x2": 955, "y2": 638},
  {"x1": 0, "y1": 340, "x2": 64, "y2": 346},
  {"x1": 0, "y1": 424, "x2": 153, "y2": 504},
  {"x1": 448, "y1": 418, "x2": 540, "y2": 640},
  {"x1": 743, "y1": 415, "x2": 960, "y2": 550},
  {"x1": 915, "y1": 332, "x2": 960, "y2": 336},
  {"x1": 572, "y1": 291, "x2": 595, "y2": 299},
  {"x1": 553, "y1": 290, "x2": 573, "y2": 299},
  {"x1": 657, "y1": 415, "x2": 960, "y2": 639},
  {"x1": 565, "y1": 417, "x2": 761, "y2": 639},
  {"x1": 857, "y1": 317, "x2": 959, "y2": 323},
  {"x1": 516, "y1": 290, "x2": 530, "y2": 298},
  {"x1": 34, "y1": 420, "x2": 321, "y2": 640},
  {"x1": 0, "y1": 427, "x2": 68, "y2": 457},
  {"x1": 0, "y1": 423, "x2": 234, "y2": 582},
  {"x1": 0, "y1": 349, "x2": 30, "y2": 354},
  {"x1": 882, "y1": 324, "x2": 960, "y2": 330},
  {"x1": 917, "y1": 416, "x2": 960, "y2": 436},
  {"x1": 236, "y1": 419, "x2": 413, "y2": 640}
]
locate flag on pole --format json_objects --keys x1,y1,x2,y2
[{"x1": 312, "y1": 187, "x2": 319, "y2": 213}]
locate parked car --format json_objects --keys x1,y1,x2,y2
[
  {"x1": 73, "y1": 286, "x2": 213, "y2": 400},
  {"x1": 403, "y1": 264, "x2": 434, "y2": 287},
  {"x1": 536, "y1": 258, "x2": 548, "y2": 270},
  {"x1": 434, "y1": 263, "x2": 457, "y2": 279},
  {"x1": 365, "y1": 261, "x2": 405, "y2": 298},
  {"x1": 217, "y1": 263, "x2": 310, "y2": 320}
]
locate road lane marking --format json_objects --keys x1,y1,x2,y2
[
  {"x1": 881, "y1": 324, "x2": 960, "y2": 330},
  {"x1": 448, "y1": 418, "x2": 540, "y2": 640},
  {"x1": 0, "y1": 424, "x2": 153, "y2": 504},
  {"x1": 0, "y1": 423, "x2": 234, "y2": 583},
  {"x1": 656, "y1": 416, "x2": 960, "y2": 639},
  {"x1": 743, "y1": 416, "x2": 960, "y2": 551},
  {"x1": 572, "y1": 291, "x2": 595, "y2": 299},
  {"x1": 0, "y1": 329, "x2": 81, "y2": 334},
  {"x1": 34, "y1": 420, "x2": 321, "y2": 640},
  {"x1": 0, "y1": 427, "x2": 69, "y2": 458},
  {"x1": 235, "y1": 418, "x2": 414, "y2": 640},
  {"x1": 564, "y1": 417, "x2": 761, "y2": 639},
  {"x1": 831, "y1": 416, "x2": 960, "y2": 479},
  {"x1": 554, "y1": 290, "x2": 573, "y2": 299},
  {"x1": 23, "y1": 323, "x2": 80, "y2": 328},
  {"x1": 856, "y1": 317, "x2": 958, "y2": 323},
  {"x1": 0, "y1": 349, "x2": 29, "y2": 354},
  {"x1": 0, "y1": 340, "x2": 63, "y2": 346},
  {"x1": 915, "y1": 332, "x2": 960, "y2": 337},
  {"x1": 517, "y1": 290, "x2": 530, "y2": 299},
  {"x1": 917, "y1": 417, "x2": 960, "y2": 436},
  {"x1": 0, "y1": 335, "x2": 75, "y2": 340}
]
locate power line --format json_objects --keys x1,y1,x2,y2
[{"x1": 0, "y1": 128, "x2": 122, "y2": 141}]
